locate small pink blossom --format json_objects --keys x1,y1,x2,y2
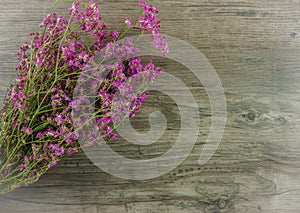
[
  {"x1": 124, "y1": 17, "x2": 132, "y2": 27},
  {"x1": 21, "y1": 127, "x2": 33, "y2": 136}
]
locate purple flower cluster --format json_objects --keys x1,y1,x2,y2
[
  {"x1": 136, "y1": 1, "x2": 168, "y2": 55},
  {"x1": 0, "y1": 0, "x2": 168, "y2": 193},
  {"x1": 71, "y1": 57, "x2": 163, "y2": 143},
  {"x1": 122, "y1": 1, "x2": 168, "y2": 55},
  {"x1": 136, "y1": 1, "x2": 160, "y2": 34},
  {"x1": 7, "y1": 86, "x2": 27, "y2": 110}
]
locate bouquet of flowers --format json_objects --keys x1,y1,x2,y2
[{"x1": 0, "y1": 0, "x2": 168, "y2": 194}]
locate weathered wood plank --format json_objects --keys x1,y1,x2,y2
[{"x1": 1, "y1": 0, "x2": 300, "y2": 212}]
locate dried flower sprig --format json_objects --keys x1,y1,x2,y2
[{"x1": 0, "y1": 0, "x2": 168, "y2": 194}]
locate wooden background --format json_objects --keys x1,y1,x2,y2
[{"x1": 1, "y1": 0, "x2": 300, "y2": 212}]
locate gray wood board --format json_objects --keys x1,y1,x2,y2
[{"x1": 0, "y1": 0, "x2": 300, "y2": 212}]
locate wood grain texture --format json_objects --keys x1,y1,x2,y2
[{"x1": 1, "y1": 0, "x2": 300, "y2": 212}]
